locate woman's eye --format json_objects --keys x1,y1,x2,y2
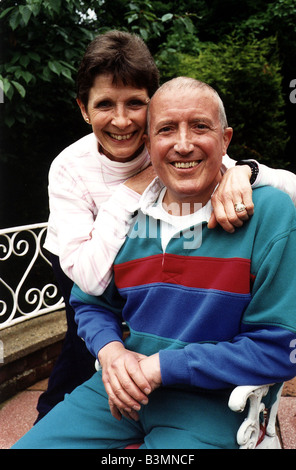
[
  {"x1": 128, "y1": 100, "x2": 146, "y2": 107},
  {"x1": 96, "y1": 101, "x2": 112, "y2": 109}
]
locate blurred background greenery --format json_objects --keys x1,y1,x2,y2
[{"x1": 1, "y1": 0, "x2": 295, "y2": 227}]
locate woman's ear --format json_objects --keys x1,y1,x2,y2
[{"x1": 76, "y1": 98, "x2": 91, "y2": 124}]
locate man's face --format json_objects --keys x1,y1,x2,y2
[{"x1": 146, "y1": 86, "x2": 233, "y2": 212}]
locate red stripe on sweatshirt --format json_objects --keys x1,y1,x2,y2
[{"x1": 114, "y1": 254, "x2": 252, "y2": 294}]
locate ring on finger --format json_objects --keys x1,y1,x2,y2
[{"x1": 234, "y1": 202, "x2": 246, "y2": 213}]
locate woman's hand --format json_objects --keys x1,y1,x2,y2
[
  {"x1": 209, "y1": 165, "x2": 254, "y2": 233},
  {"x1": 98, "y1": 342, "x2": 152, "y2": 421}
]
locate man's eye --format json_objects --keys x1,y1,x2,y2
[
  {"x1": 194, "y1": 123, "x2": 208, "y2": 130},
  {"x1": 158, "y1": 126, "x2": 173, "y2": 133}
]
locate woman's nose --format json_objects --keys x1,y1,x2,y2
[{"x1": 111, "y1": 106, "x2": 132, "y2": 129}]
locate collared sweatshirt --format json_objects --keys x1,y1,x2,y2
[
  {"x1": 44, "y1": 132, "x2": 296, "y2": 296},
  {"x1": 71, "y1": 179, "x2": 296, "y2": 390}
]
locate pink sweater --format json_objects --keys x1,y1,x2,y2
[{"x1": 44, "y1": 133, "x2": 150, "y2": 295}]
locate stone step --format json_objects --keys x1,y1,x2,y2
[{"x1": 0, "y1": 310, "x2": 66, "y2": 403}]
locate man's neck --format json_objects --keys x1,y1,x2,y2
[
  {"x1": 162, "y1": 195, "x2": 203, "y2": 217},
  {"x1": 161, "y1": 172, "x2": 222, "y2": 216}
]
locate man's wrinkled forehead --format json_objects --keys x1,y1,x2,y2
[{"x1": 148, "y1": 86, "x2": 219, "y2": 131}]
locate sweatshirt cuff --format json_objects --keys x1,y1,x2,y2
[
  {"x1": 159, "y1": 349, "x2": 191, "y2": 386},
  {"x1": 252, "y1": 163, "x2": 270, "y2": 188},
  {"x1": 92, "y1": 329, "x2": 124, "y2": 359}
]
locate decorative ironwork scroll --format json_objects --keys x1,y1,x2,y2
[{"x1": 0, "y1": 223, "x2": 65, "y2": 329}]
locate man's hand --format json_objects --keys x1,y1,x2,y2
[
  {"x1": 98, "y1": 342, "x2": 152, "y2": 421},
  {"x1": 139, "y1": 353, "x2": 162, "y2": 393},
  {"x1": 124, "y1": 164, "x2": 156, "y2": 194},
  {"x1": 208, "y1": 165, "x2": 254, "y2": 233}
]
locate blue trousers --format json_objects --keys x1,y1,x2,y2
[{"x1": 13, "y1": 371, "x2": 246, "y2": 449}]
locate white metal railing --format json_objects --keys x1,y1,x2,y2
[{"x1": 0, "y1": 223, "x2": 65, "y2": 330}]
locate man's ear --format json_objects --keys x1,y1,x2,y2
[{"x1": 223, "y1": 127, "x2": 233, "y2": 154}]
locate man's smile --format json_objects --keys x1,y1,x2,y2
[{"x1": 171, "y1": 160, "x2": 202, "y2": 169}]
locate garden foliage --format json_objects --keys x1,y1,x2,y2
[{"x1": 0, "y1": 0, "x2": 295, "y2": 226}]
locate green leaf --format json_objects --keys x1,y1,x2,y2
[
  {"x1": 180, "y1": 17, "x2": 195, "y2": 34},
  {"x1": 15, "y1": 70, "x2": 34, "y2": 84},
  {"x1": 20, "y1": 55, "x2": 30, "y2": 68},
  {"x1": 1, "y1": 78, "x2": 14, "y2": 101},
  {"x1": 127, "y1": 13, "x2": 138, "y2": 24},
  {"x1": 5, "y1": 115, "x2": 16, "y2": 128},
  {"x1": 27, "y1": 0, "x2": 41, "y2": 17},
  {"x1": 41, "y1": 66, "x2": 52, "y2": 82},
  {"x1": 140, "y1": 28, "x2": 148, "y2": 41},
  {"x1": 44, "y1": 0, "x2": 61, "y2": 15},
  {"x1": 19, "y1": 5, "x2": 32, "y2": 26},
  {"x1": 59, "y1": 60, "x2": 77, "y2": 71},
  {"x1": 0, "y1": 7, "x2": 14, "y2": 19},
  {"x1": 48, "y1": 61, "x2": 63, "y2": 75},
  {"x1": 161, "y1": 13, "x2": 173, "y2": 22},
  {"x1": 9, "y1": 10, "x2": 21, "y2": 30},
  {"x1": 11, "y1": 80, "x2": 26, "y2": 98},
  {"x1": 28, "y1": 51, "x2": 41, "y2": 62},
  {"x1": 61, "y1": 68, "x2": 72, "y2": 80},
  {"x1": 11, "y1": 52, "x2": 22, "y2": 65}
]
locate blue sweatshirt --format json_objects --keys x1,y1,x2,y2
[{"x1": 71, "y1": 181, "x2": 296, "y2": 391}]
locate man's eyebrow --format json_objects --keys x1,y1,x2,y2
[
  {"x1": 153, "y1": 116, "x2": 215, "y2": 130},
  {"x1": 191, "y1": 117, "x2": 215, "y2": 126},
  {"x1": 152, "y1": 119, "x2": 175, "y2": 133},
  {"x1": 155, "y1": 119, "x2": 175, "y2": 128}
]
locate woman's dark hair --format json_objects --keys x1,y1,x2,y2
[{"x1": 76, "y1": 30, "x2": 160, "y2": 107}]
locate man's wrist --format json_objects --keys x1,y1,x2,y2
[
  {"x1": 98, "y1": 341, "x2": 124, "y2": 364},
  {"x1": 235, "y1": 160, "x2": 259, "y2": 185}
]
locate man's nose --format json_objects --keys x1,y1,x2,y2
[
  {"x1": 111, "y1": 105, "x2": 132, "y2": 129},
  {"x1": 174, "y1": 130, "x2": 194, "y2": 155}
]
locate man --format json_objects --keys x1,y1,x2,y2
[{"x1": 13, "y1": 77, "x2": 296, "y2": 449}]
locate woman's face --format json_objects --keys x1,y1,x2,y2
[{"x1": 78, "y1": 74, "x2": 150, "y2": 162}]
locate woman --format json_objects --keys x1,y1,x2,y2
[
  {"x1": 37, "y1": 30, "x2": 296, "y2": 421},
  {"x1": 36, "y1": 30, "x2": 159, "y2": 421}
]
